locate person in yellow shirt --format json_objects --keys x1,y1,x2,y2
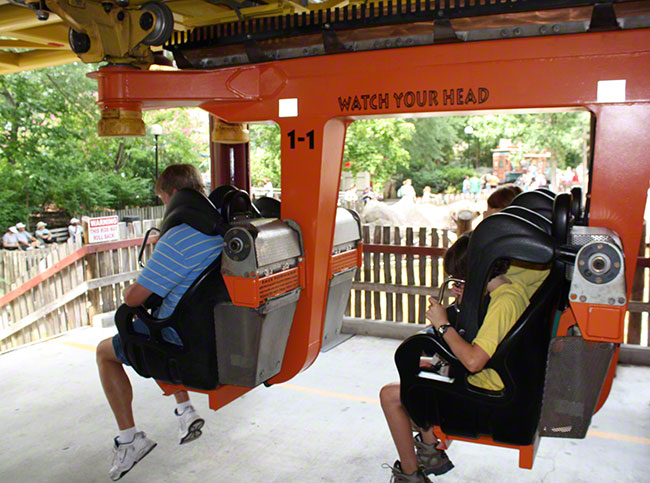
[{"x1": 380, "y1": 232, "x2": 548, "y2": 482}]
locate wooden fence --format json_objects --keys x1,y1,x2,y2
[
  {"x1": 348, "y1": 224, "x2": 650, "y2": 347},
  {"x1": 0, "y1": 227, "x2": 157, "y2": 352},
  {"x1": 1, "y1": 221, "x2": 649, "y2": 352}
]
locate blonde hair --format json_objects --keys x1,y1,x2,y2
[{"x1": 154, "y1": 164, "x2": 204, "y2": 196}]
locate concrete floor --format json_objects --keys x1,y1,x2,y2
[{"x1": 1, "y1": 327, "x2": 649, "y2": 483}]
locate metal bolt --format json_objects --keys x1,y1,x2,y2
[
  {"x1": 500, "y1": 29, "x2": 509, "y2": 38},
  {"x1": 540, "y1": 25, "x2": 548, "y2": 34},
  {"x1": 618, "y1": 297, "x2": 626, "y2": 304},
  {"x1": 608, "y1": 297, "x2": 615, "y2": 304},
  {"x1": 579, "y1": 295, "x2": 587, "y2": 302},
  {"x1": 513, "y1": 28, "x2": 522, "y2": 36},
  {"x1": 552, "y1": 24, "x2": 561, "y2": 33}
]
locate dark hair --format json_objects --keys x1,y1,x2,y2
[
  {"x1": 155, "y1": 164, "x2": 204, "y2": 196},
  {"x1": 487, "y1": 184, "x2": 523, "y2": 211},
  {"x1": 444, "y1": 231, "x2": 510, "y2": 281},
  {"x1": 444, "y1": 232, "x2": 471, "y2": 280}
]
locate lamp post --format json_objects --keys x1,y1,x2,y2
[
  {"x1": 151, "y1": 124, "x2": 163, "y2": 181},
  {"x1": 464, "y1": 125, "x2": 474, "y2": 168}
]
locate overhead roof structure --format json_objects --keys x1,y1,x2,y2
[
  {"x1": 1, "y1": 0, "x2": 649, "y2": 76},
  {"x1": 0, "y1": 0, "x2": 323, "y2": 75}
]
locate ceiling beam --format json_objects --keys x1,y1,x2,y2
[
  {"x1": 0, "y1": 39, "x2": 68, "y2": 49},
  {"x1": 4, "y1": 24, "x2": 69, "y2": 47},
  {"x1": 0, "y1": 49, "x2": 78, "y2": 76},
  {"x1": 0, "y1": 5, "x2": 62, "y2": 34},
  {"x1": 0, "y1": 51, "x2": 19, "y2": 68}
]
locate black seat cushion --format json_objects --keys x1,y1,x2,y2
[
  {"x1": 115, "y1": 256, "x2": 231, "y2": 390},
  {"x1": 254, "y1": 196, "x2": 281, "y2": 218}
]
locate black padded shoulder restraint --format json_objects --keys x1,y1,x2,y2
[{"x1": 160, "y1": 188, "x2": 229, "y2": 237}]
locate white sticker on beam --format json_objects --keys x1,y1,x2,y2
[
  {"x1": 278, "y1": 98, "x2": 298, "y2": 117},
  {"x1": 597, "y1": 80, "x2": 626, "y2": 103}
]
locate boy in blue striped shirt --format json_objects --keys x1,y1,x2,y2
[{"x1": 96, "y1": 165, "x2": 223, "y2": 481}]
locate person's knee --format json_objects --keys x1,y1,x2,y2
[
  {"x1": 380, "y1": 382, "x2": 401, "y2": 410},
  {"x1": 96, "y1": 338, "x2": 117, "y2": 365}
]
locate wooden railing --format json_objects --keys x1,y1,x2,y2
[
  {"x1": 0, "y1": 234, "x2": 157, "y2": 352},
  {"x1": 2, "y1": 222, "x2": 648, "y2": 352},
  {"x1": 348, "y1": 224, "x2": 650, "y2": 348}
]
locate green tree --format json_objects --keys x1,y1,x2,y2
[
  {"x1": 0, "y1": 62, "x2": 208, "y2": 225},
  {"x1": 250, "y1": 123, "x2": 281, "y2": 188},
  {"x1": 343, "y1": 118, "x2": 415, "y2": 183}
]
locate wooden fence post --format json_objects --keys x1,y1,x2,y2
[
  {"x1": 373, "y1": 226, "x2": 382, "y2": 320},
  {"x1": 383, "y1": 226, "x2": 393, "y2": 321},
  {"x1": 406, "y1": 228, "x2": 415, "y2": 323},
  {"x1": 86, "y1": 252, "x2": 101, "y2": 321}
]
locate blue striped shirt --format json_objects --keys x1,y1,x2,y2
[{"x1": 137, "y1": 223, "x2": 223, "y2": 319}]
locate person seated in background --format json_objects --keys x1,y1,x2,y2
[
  {"x1": 35, "y1": 221, "x2": 55, "y2": 244},
  {"x1": 2, "y1": 226, "x2": 21, "y2": 251},
  {"x1": 483, "y1": 183, "x2": 522, "y2": 218},
  {"x1": 68, "y1": 218, "x2": 83, "y2": 243},
  {"x1": 15, "y1": 222, "x2": 40, "y2": 249}
]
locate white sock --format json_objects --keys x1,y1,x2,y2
[
  {"x1": 117, "y1": 427, "x2": 137, "y2": 444},
  {"x1": 176, "y1": 400, "x2": 193, "y2": 415}
]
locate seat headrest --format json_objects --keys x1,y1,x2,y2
[
  {"x1": 510, "y1": 190, "x2": 554, "y2": 221},
  {"x1": 221, "y1": 189, "x2": 261, "y2": 222},
  {"x1": 456, "y1": 212, "x2": 555, "y2": 342},
  {"x1": 160, "y1": 188, "x2": 227, "y2": 237},
  {"x1": 500, "y1": 206, "x2": 552, "y2": 235},
  {"x1": 552, "y1": 192, "x2": 572, "y2": 244},
  {"x1": 253, "y1": 196, "x2": 281, "y2": 218},
  {"x1": 208, "y1": 184, "x2": 238, "y2": 211}
]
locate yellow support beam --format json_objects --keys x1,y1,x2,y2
[
  {"x1": 0, "y1": 40, "x2": 68, "y2": 50},
  {"x1": 4, "y1": 24, "x2": 69, "y2": 47},
  {"x1": 0, "y1": 5, "x2": 62, "y2": 34},
  {"x1": 0, "y1": 49, "x2": 78, "y2": 76},
  {"x1": 0, "y1": 51, "x2": 19, "y2": 68}
]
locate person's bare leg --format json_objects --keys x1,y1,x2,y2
[
  {"x1": 420, "y1": 428, "x2": 437, "y2": 445},
  {"x1": 380, "y1": 382, "x2": 419, "y2": 474},
  {"x1": 173, "y1": 390, "x2": 190, "y2": 404},
  {"x1": 96, "y1": 338, "x2": 135, "y2": 430}
]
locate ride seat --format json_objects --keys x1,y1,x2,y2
[
  {"x1": 395, "y1": 210, "x2": 568, "y2": 446},
  {"x1": 510, "y1": 190, "x2": 554, "y2": 221},
  {"x1": 114, "y1": 189, "x2": 231, "y2": 390},
  {"x1": 254, "y1": 196, "x2": 281, "y2": 218}
]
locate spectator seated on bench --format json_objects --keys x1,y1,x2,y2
[{"x1": 35, "y1": 222, "x2": 56, "y2": 244}]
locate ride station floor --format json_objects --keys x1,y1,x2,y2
[{"x1": 1, "y1": 327, "x2": 649, "y2": 483}]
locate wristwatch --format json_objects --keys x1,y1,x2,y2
[{"x1": 437, "y1": 323, "x2": 452, "y2": 337}]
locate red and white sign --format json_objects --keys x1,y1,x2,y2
[{"x1": 87, "y1": 215, "x2": 119, "y2": 244}]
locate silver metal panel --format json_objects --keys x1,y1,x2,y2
[
  {"x1": 540, "y1": 337, "x2": 615, "y2": 438},
  {"x1": 569, "y1": 227, "x2": 626, "y2": 306},
  {"x1": 253, "y1": 219, "x2": 302, "y2": 268},
  {"x1": 332, "y1": 208, "x2": 362, "y2": 249}
]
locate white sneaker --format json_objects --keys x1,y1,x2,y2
[
  {"x1": 175, "y1": 405, "x2": 205, "y2": 445},
  {"x1": 109, "y1": 431, "x2": 157, "y2": 481}
]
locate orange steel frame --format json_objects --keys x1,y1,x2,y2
[{"x1": 93, "y1": 29, "x2": 650, "y2": 425}]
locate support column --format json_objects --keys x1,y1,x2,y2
[
  {"x1": 270, "y1": 117, "x2": 347, "y2": 383},
  {"x1": 209, "y1": 115, "x2": 251, "y2": 192}
]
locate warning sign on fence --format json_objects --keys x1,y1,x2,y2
[{"x1": 87, "y1": 216, "x2": 119, "y2": 244}]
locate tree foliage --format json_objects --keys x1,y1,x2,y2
[
  {"x1": 0, "y1": 62, "x2": 208, "y2": 228},
  {"x1": 343, "y1": 118, "x2": 415, "y2": 183}
]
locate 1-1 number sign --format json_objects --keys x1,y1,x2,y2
[{"x1": 287, "y1": 129, "x2": 315, "y2": 149}]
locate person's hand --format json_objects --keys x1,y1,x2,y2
[{"x1": 425, "y1": 297, "x2": 448, "y2": 330}]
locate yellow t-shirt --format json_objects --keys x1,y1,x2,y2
[{"x1": 467, "y1": 267, "x2": 549, "y2": 391}]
